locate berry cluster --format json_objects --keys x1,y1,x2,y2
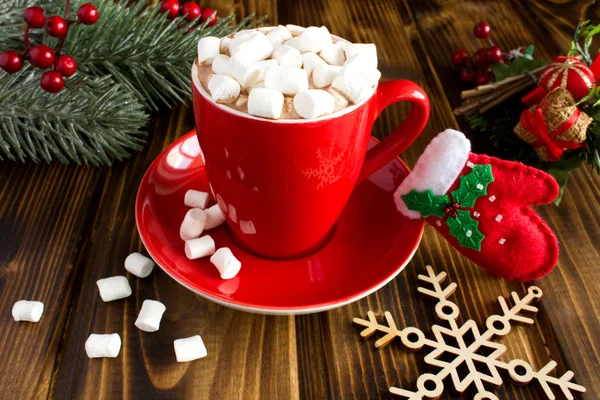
[
  {"x1": 160, "y1": 1, "x2": 218, "y2": 26},
  {"x1": 451, "y1": 21, "x2": 504, "y2": 86},
  {"x1": 0, "y1": 2, "x2": 98, "y2": 93}
]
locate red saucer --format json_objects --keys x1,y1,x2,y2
[{"x1": 136, "y1": 131, "x2": 423, "y2": 314}]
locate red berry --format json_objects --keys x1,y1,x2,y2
[
  {"x1": 29, "y1": 45, "x2": 55, "y2": 69},
  {"x1": 472, "y1": 47, "x2": 487, "y2": 67},
  {"x1": 479, "y1": 64, "x2": 493, "y2": 75},
  {"x1": 45, "y1": 16, "x2": 68, "y2": 37},
  {"x1": 201, "y1": 8, "x2": 217, "y2": 26},
  {"x1": 55, "y1": 55, "x2": 77, "y2": 77},
  {"x1": 473, "y1": 21, "x2": 491, "y2": 39},
  {"x1": 77, "y1": 3, "x2": 99, "y2": 25},
  {"x1": 40, "y1": 71, "x2": 64, "y2": 93},
  {"x1": 460, "y1": 68, "x2": 476, "y2": 82},
  {"x1": 160, "y1": 0, "x2": 181, "y2": 19},
  {"x1": 181, "y1": 2, "x2": 202, "y2": 22},
  {"x1": 24, "y1": 6, "x2": 45, "y2": 28},
  {"x1": 0, "y1": 50, "x2": 24, "y2": 73},
  {"x1": 475, "y1": 71, "x2": 493, "y2": 85},
  {"x1": 486, "y1": 46, "x2": 503, "y2": 64},
  {"x1": 451, "y1": 49, "x2": 469, "y2": 66}
]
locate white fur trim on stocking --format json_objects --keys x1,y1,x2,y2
[{"x1": 394, "y1": 129, "x2": 471, "y2": 219}]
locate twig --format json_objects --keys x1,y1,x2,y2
[{"x1": 478, "y1": 80, "x2": 534, "y2": 114}]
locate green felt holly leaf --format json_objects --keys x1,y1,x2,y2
[
  {"x1": 451, "y1": 164, "x2": 494, "y2": 208},
  {"x1": 401, "y1": 189, "x2": 449, "y2": 218},
  {"x1": 446, "y1": 210, "x2": 484, "y2": 251},
  {"x1": 492, "y1": 56, "x2": 548, "y2": 82}
]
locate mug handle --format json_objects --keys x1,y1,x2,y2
[{"x1": 357, "y1": 80, "x2": 430, "y2": 183}]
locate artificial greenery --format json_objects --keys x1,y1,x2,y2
[
  {"x1": 492, "y1": 46, "x2": 547, "y2": 81},
  {"x1": 0, "y1": 0, "x2": 265, "y2": 165}
]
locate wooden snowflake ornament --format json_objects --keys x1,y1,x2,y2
[{"x1": 353, "y1": 266, "x2": 586, "y2": 399}]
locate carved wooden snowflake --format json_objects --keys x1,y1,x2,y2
[{"x1": 353, "y1": 265, "x2": 586, "y2": 400}]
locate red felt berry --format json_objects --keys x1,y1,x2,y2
[
  {"x1": 29, "y1": 45, "x2": 55, "y2": 69},
  {"x1": 45, "y1": 16, "x2": 68, "y2": 37},
  {"x1": 473, "y1": 21, "x2": 491, "y2": 39},
  {"x1": 24, "y1": 6, "x2": 45, "y2": 28},
  {"x1": 201, "y1": 8, "x2": 217, "y2": 26},
  {"x1": 486, "y1": 46, "x2": 503, "y2": 64},
  {"x1": 460, "y1": 68, "x2": 476, "y2": 82},
  {"x1": 0, "y1": 50, "x2": 24, "y2": 73},
  {"x1": 181, "y1": 2, "x2": 201, "y2": 22},
  {"x1": 160, "y1": 0, "x2": 181, "y2": 19},
  {"x1": 475, "y1": 71, "x2": 493, "y2": 85},
  {"x1": 472, "y1": 47, "x2": 487, "y2": 67},
  {"x1": 40, "y1": 71, "x2": 64, "y2": 93},
  {"x1": 55, "y1": 55, "x2": 77, "y2": 77},
  {"x1": 77, "y1": 3, "x2": 99, "y2": 25},
  {"x1": 451, "y1": 49, "x2": 469, "y2": 66}
]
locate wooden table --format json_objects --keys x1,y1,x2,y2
[{"x1": 1, "y1": 1, "x2": 598, "y2": 399}]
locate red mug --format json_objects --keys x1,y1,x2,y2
[{"x1": 192, "y1": 63, "x2": 429, "y2": 259}]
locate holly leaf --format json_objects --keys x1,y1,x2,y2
[
  {"x1": 401, "y1": 189, "x2": 449, "y2": 218},
  {"x1": 492, "y1": 57, "x2": 548, "y2": 82},
  {"x1": 451, "y1": 164, "x2": 494, "y2": 208},
  {"x1": 446, "y1": 210, "x2": 485, "y2": 251}
]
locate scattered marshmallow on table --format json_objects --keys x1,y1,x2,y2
[
  {"x1": 174, "y1": 335, "x2": 207, "y2": 362},
  {"x1": 204, "y1": 204, "x2": 226, "y2": 230},
  {"x1": 319, "y1": 43, "x2": 346, "y2": 66},
  {"x1": 135, "y1": 300, "x2": 166, "y2": 333},
  {"x1": 301, "y1": 52, "x2": 327, "y2": 76},
  {"x1": 197, "y1": 36, "x2": 221, "y2": 65},
  {"x1": 248, "y1": 87, "x2": 284, "y2": 119},
  {"x1": 332, "y1": 66, "x2": 373, "y2": 104},
  {"x1": 12, "y1": 300, "x2": 44, "y2": 322},
  {"x1": 96, "y1": 276, "x2": 132, "y2": 302},
  {"x1": 124, "y1": 252, "x2": 155, "y2": 278},
  {"x1": 264, "y1": 66, "x2": 309, "y2": 96},
  {"x1": 184, "y1": 189, "x2": 210, "y2": 209},
  {"x1": 313, "y1": 64, "x2": 342, "y2": 88},
  {"x1": 266, "y1": 25, "x2": 292, "y2": 46},
  {"x1": 185, "y1": 235, "x2": 216, "y2": 260},
  {"x1": 208, "y1": 74, "x2": 240, "y2": 103},
  {"x1": 85, "y1": 333, "x2": 121, "y2": 358},
  {"x1": 229, "y1": 31, "x2": 274, "y2": 62},
  {"x1": 294, "y1": 90, "x2": 335, "y2": 119},
  {"x1": 180, "y1": 208, "x2": 208, "y2": 241},
  {"x1": 286, "y1": 26, "x2": 332, "y2": 53},
  {"x1": 210, "y1": 247, "x2": 242, "y2": 279},
  {"x1": 272, "y1": 44, "x2": 302, "y2": 68}
]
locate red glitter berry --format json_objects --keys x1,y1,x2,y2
[
  {"x1": 486, "y1": 46, "x2": 503, "y2": 64},
  {"x1": 45, "y1": 16, "x2": 68, "y2": 37},
  {"x1": 40, "y1": 71, "x2": 65, "y2": 93},
  {"x1": 451, "y1": 49, "x2": 469, "y2": 66},
  {"x1": 24, "y1": 6, "x2": 45, "y2": 29},
  {"x1": 55, "y1": 55, "x2": 77, "y2": 77},
  {"x1": 160, "y1": 0, "x2": 181, "y2": 19},
  {"x1": 0, "y1": 50, "x2": 24, "y2": 73},
  {"x1": 473, "y1": 21, "x2": 491, "y2": 39},
  {"x1": 29, "y1": 45, "x2": 55, "y2": 69},
  {"x1": 77, "y1": 3, "x2": 99, "y2": 25},
  {"x1": 460, "y1": 68, "x2": 476, "y2": 82},
  {"x1": 181, "y1": 2, "x2": 202, "y2": 22},
  {"x1": 472, "y1": 47, "x2": 487, "y2": 67},
  {"x1": 201, "y1": 8, "x2": 217, "y2": 26},
  {"x1": 476, "y1": 71, "x2": 493, "y2": 85}
]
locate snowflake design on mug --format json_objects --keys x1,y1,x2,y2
[{"x1": 303, "y1": 143, "x2": 347, "y2": 189}]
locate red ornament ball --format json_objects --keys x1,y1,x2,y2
[
  {"x1": 77, "y1": 3, "x2": 99, "y2": 25},
  {"x1": 201, "y1": 8, "x2": 217, "y2": 26},
  {"x1": 476, "y1": 71, "x2": 493, "y2": 85},
  {"x1": 473, "y1": 21, "x2": 491, "y2": 39},
  {"x1": 472, "y1": 47, "x2": 487, "y2": 67},
  {"x1": 55, "y1": 55, "x2": 77, "y2": 77},
  {"x1": 539, "y1": 56, "x2": 595, "y2": 100},
  {"x1": 0, "y1": 50, "x2": 24, "y2": 73},
  {"x1": 45, "y1": 16, "x2": 68, "y2": 37},
  {"x1": 24, "y1": 6, "x2": 45, "y2": 28},
  {"x1": 451, "y1": 49, "x2": 469, "y2": 66},
  {"x1": 181, "y1": 2, "x2": 202, "y2": 22},
  {"x1": 40, "y1": 71, "x2": 64, "y2": 93},
  {"x1": 29, "y1": 45, "x2": 55, "y2": 69},
  {"x1": 160, "y1": 0, "x2": 181, "y2": 19},
  {"x1": 486, "y1": 46, "x2": 503, "y2": 64}
]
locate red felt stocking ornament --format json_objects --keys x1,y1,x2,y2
[{"x1": 394, "y1": 129, "x2": 559, "y2": 281}]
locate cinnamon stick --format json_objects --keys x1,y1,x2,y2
[{"x1": 478, "y1": 80, "x2": 535, "y2": 114}]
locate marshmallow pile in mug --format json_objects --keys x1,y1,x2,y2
[{"x1": 196, "y1": 25, "x2": 380, "y2": 120}]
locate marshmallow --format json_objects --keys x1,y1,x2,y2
[
  {"x1": 230, "y1": 32, "x2": 273, "y2": 62},
  {"x1": 212, "y1": 54, "x2": 230, "y2": 75},
  {"x1": 208, "y1": 74, "x2": 240, "y2": 103},
  {"x1": 219, "y1": 37, "x2": 232, "y2": 55},
  {"x1": 313, "y1": 64, "x2": 342, "y2": 88},
  {"x1": 328, "y1": 86, "x2": 349, "y2": 108},
  {"x1": 344, "y1": 43, "x2": 378, "y2": 69},
  {"x1": 344, "y1": 57, "x2": 381, "y2": 86},
  {"x1": 264, "y1": 66, "x2": 308, "y2": 95},
  {"x1": 249, "y1": 81, "x2": 266, "y2": 93},
  {"x1": 294, "y1": 90, "x2": 335, "y2": 119},
  {"x1": 184, "y1": 189, "x2": 210, "y2": 209},
  {"x1": 135, "y1": 300, "x2": 166, "y2": 332},
  {"x1": 286, "y1": 26, "x2": 332, "y2": 53},
  {"x1": 205, "y1": 204, "x2": 226, "y2": 229},
  {"x1": 12, "y1": 300, "x2": 44, "y2": 322},
  {"x1": 272, "y1": 44, "x2": 302, "y2": 68},
  {"x1": 285, "y1": 24, "x2": 305, "y2": 36},
  {"x1": 301, "y1": 52, "x2": 327, "y2": 76},
  {"x1": 180, "y1": 208, "x2": 208, "y2": 241},
  {"x1": 233, "y1": 30, "x2": 258, "y2": 40},
  {"x1": 332, "y1": 66, "x2": 373, "y2": 104},
  {"x1": 319, "y1": 43, "x2": 346, "y2": 66},
  {"x1": 197, "y1": 36, "x2": 221, "y2": 65},
  {"x1": 174, "y1": 335, "x2": 207, "y2": 362},
  {"x1": 96, "y1": 276, "x2": 132, "y2": 302},
  {"x1": 85, "y1": 333, "x2": 121, "y2": 358},
  {"x1": 210, "y1": 248, "x2": 242, "y2": 279},
  {"x1": 248, "y1": 87, "x2": 284, "y2": 119},
  {"x1": 124, "y1": 252, "x2": 154, "y2": 278},
  {"x1": 228, "y1": 57, "x2": 261, "y2": 88},
  {"x1": 185, "y1": 235, "x2": 216, "y2": 259},
  {"x1": 255, "y1": 59, "x2": 278, "y2": 82},
  {"x1": 266, "y1": 25, "x2": 292, "y2": 47},
  {"x1": 240, "y1": 220, "x2": 256, "y2": 235}
]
